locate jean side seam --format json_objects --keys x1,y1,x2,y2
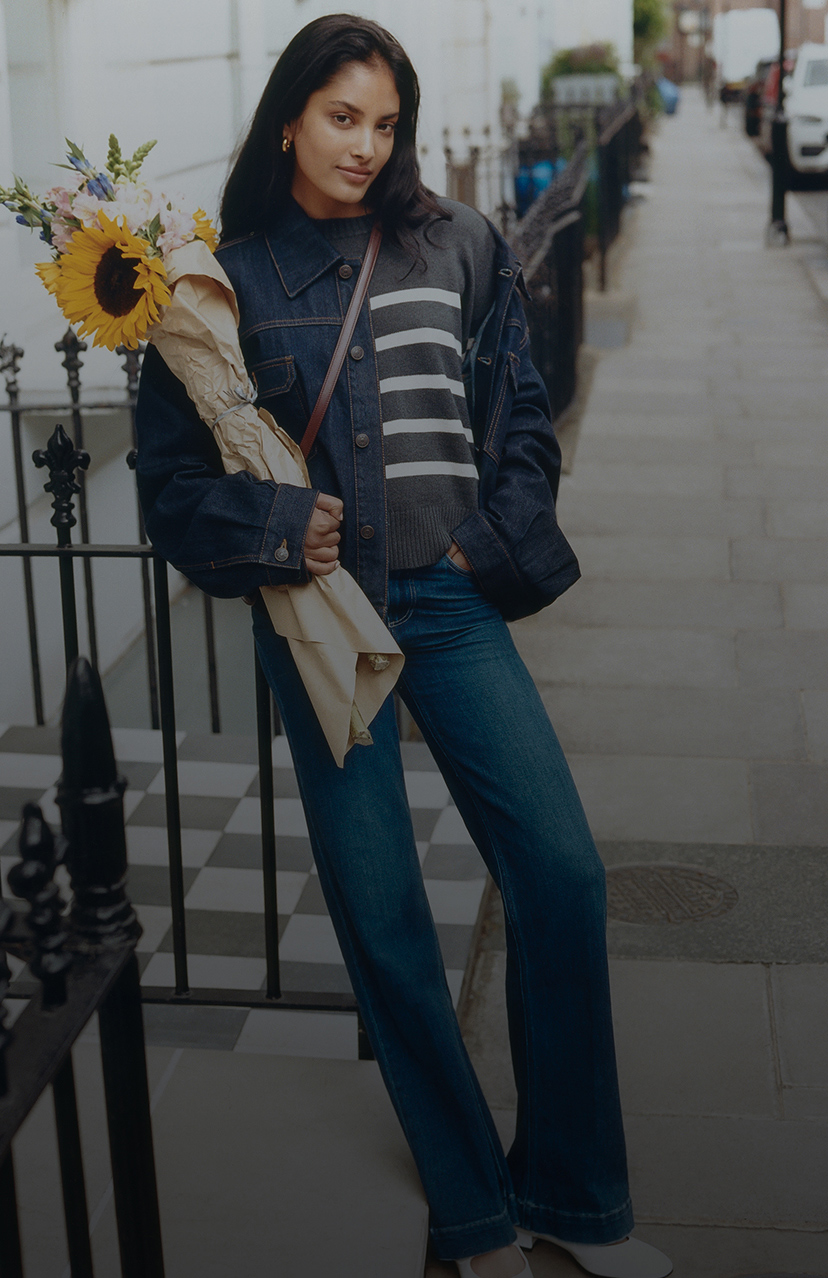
[
  {"x1": 398, "y1": 678, "x2": 530, "y2": 1208},
  {"x1": 400, "y1": 676, "x2": 545, "y2": 1212}
]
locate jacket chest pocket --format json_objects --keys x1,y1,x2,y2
[{"x1": 248, "y1": 353, "x2": 311, "y2": 438}]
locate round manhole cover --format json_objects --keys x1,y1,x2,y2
[{"x1": 606, "y1": 864, "x2": 738, "y2": 924}]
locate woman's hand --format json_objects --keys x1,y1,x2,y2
[
  {"x1": 447, "y1": 540, "x2": 472, "y2": 572},
  {"x1": 305, "y1": 492, "x2": 343, "y2": 575}
]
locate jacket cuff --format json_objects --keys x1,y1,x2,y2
[
  {"x1": 450, "y1": 511, "x2": 523, "y2": 598},
  {"x1": 260, "y1": 483, "x2": 318, "y2": 584}
]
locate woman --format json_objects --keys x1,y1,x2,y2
[{"x1": 135, "y1": 16, "x2": 672, "y2": 1278}]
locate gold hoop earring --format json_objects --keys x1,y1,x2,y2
[{"x1": 282, "y1": 137, "x2": 291, "y2": 153}]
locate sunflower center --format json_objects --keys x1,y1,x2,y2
[{"x1": 93, "y1": 245, "x2": 141, "y2": 316}]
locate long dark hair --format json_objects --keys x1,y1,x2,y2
[{"x1": 219, "y1": 14, "x2": 449, "y2": 250}]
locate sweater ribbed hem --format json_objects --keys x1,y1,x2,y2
[{"x1": 389, "y1": 504, "x2": 477, "y2": 570}]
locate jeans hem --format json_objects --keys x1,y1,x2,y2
[
  {"x1": 430, "y1": 1205, "x2": 518, "y2": 1262},
  {"x1": 517, "y1": 1197, "x2": 635, "y2": 1246}
]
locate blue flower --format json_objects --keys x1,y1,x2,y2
[
  {"x1": 15, "y1": 213, "x2": 28, "y2": 225},
  {"x1": 86, "y1": 172, "x2": 114, "y2": 200}
]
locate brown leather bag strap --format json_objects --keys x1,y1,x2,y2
[{"x1": 300, "y1": 221, "x2": 384, "y2": 459}]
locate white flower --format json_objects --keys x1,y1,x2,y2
[{"x1": 70, "y1": 189, "x2": 107, "y2": 229}]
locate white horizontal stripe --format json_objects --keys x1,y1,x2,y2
[
  {"x1": 385, "y1": 461, "x2": 479, "y2": 480},
  {"x1": 380, "y1": 374, "x2": 465, "y2": 397},
  {"x1": 375, "y1": 327, "x2": 462, "y2": 356},
  {"x1": 383, "y1": 417, "x2": 473, "y2": 442},
  {"x1": 370, "y1": 287, "x2": 461, "y2": 311}
]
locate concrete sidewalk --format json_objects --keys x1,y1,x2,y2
[{"x1": 434, "y1": 89, "x2": 828, "y2": 1278}]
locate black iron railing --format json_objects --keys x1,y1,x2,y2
[
  {"x1": 510, "y1": 142, "x2": 590, "y2": 421},
  {"x1": 0, "y1": 656, "x2": 165, "y2": 1278},
  {"x1": 0, "y1": 345, "x2": 368, "y2": 1050},
  {"x1": 518, "y1": 88, "x2": 648, "y2": 292},
  {"x1": 0, "y1": 334, "x2": 220, "y2": 733}
]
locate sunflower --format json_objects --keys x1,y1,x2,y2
[
  {"x1": 53, "y1": 211, "x2": 171, "y2": 350},
  {"x1": 35, "y1": 258, "x2": 62, "y2": 296},
  {"x1": 193, "y1": 208, "x2": 219, "y2": 252}
]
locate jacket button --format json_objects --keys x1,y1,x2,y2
[
  {"x1": 338, "y1": 264, "x2": 353, "y2": 279},
  {"x1": 355, "y1": 432, "x2": 370, "y2": 448},
  {"x1": 359, "y1": 525, "x2": 375, "y2": 539},
  {"x1": 274, "y1": 541, "x2": 289, "y2": 562},
  {"x1": 350, "y1": 345, "x2": 364, "y2": 360}
]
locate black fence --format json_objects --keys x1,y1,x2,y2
[
  {"x1": 518, "y1": 89, "x2": 647, "y2": 291},
  {"x1": 0, "y1": 657, "x2": 165, "y2": 1277},
  {"x1": 0, "y1": 333, "x2": 221, "y2": 734},
  {"x1": 0, "y1": 339, "x2": 369, "y2": 1053},
  {"x1": 510, "y1": 141, "x2": 590, "y2": 422}
]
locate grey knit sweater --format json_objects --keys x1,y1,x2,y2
[{"x1": 317, "y1": 198, "x2": 497, "y2": 570}]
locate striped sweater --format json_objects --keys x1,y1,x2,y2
[{"x1": 317, "y1": 199, "x2": 497, "y2": 569}]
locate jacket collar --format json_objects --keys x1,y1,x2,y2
[{"x1": 264, "y1": 199, "x2": 346, "y2": 299}]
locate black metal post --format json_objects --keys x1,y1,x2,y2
[
  {"x1": 597, "y1": 136, "x2": 609, "y2": 292},
  {"x1": 255, "y1": 648, "x2": 280, "y2": 999},
  {"x1": 2, "y1": 341, "x2": 45, "y2": 724},
  {"x1": 152, "y1": 559, "x2": 189, "y2": 995},
  {"x1": 120, "y1": 344, "x2": 161, "y2": 730},
  {"x1": 33, "y1": 425, "x2": 89, "y2": 670},
  {"x1": 769, "y1": 0, "x2": 789, "y2": 243},
  {"x1": 56, "y1": 330, "x2": 99, "y2": 669},
  {"x1": 52, "y1": 1056, "x2": 95, "y2": 1278},
  {"x1": 56, "y1": 655, "x2": 164, "y2": 1277},
  {"x1": 202, "y1": 592, "x2": 222, "y2": 734},
  {"x1": 98, "y1": 953, "x2": 166, "y2": 1278},
  {"x1": 0, "y1": 1150, "x2": 23, "y2": 1278}
]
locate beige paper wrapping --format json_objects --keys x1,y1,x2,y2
[{"x1": 150, "y1": 239, "x2": 403, "y2": 767}]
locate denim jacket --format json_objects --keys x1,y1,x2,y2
[{"x1": 135, "y1": 199, "x2": 579, "y2": 622}]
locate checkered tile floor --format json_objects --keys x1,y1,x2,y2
[{"x1": 0, "y1": 724, "x2": 487, "y2": 1059}]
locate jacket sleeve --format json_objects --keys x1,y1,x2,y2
[
  {"x1": 134, "y1": 343, "x2": 319, "y2": 598},
  {"x1": 450, "y1": 299, "x2": 580, "y2": 622}
]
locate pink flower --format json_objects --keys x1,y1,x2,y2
[
  {"x1": 44, "y1": 174, "x2": 82, "y2": 217},
  {"x1": 50, "y1": 216, "x2": 77, "y2": 252}
]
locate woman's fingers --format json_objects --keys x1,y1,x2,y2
[
  {"x1": 306, "y1": 551, "x2": 340, "y2": 576},
  {"x1": 315, "y1": 492, "x2": 344, "y2": 520},
  {"x1": 305, "y1": 492, "x2": 344, "y2": 574}
]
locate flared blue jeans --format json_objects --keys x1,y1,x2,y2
[{"x1": 252, "y1": 554, "x2": 633, "y2": 1261}]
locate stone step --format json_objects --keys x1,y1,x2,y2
[{"x1": 13, "y1": 1042, "x2": 428, "y2": 1278}]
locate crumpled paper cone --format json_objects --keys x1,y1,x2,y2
[{"x1": 150, "y1": 239, "x2": 403, "y2": 766}]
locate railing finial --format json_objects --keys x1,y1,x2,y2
[
  {"x1": 55, "y1": 328, "x2": 87, "y2": 399},
  {"x1": 7, "y1": 804, "x2": 73, "y2": 1007},
  {"x1": 0, "y1": 336, "x2": 24, "y2": 398},
  {"x1": 32, "y1": 424, "x2": 90, "y2": 536},
  {"x1": 57, "y1": 657, "x2": 140, "y2": 950}
]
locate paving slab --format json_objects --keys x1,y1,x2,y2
[
  {"x1": 568, "y1": 754, "x2": 752, "y2": 844},
  {"x1": 538, "y1": 685, "x2": 805, "y2": 761},
  {"x1": 609, "y1": 960, "x2": 778, "y2": 1118}
]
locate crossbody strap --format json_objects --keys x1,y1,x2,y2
[{"x1": 300, "y1": 220, "x2": 384, "y2": 459}]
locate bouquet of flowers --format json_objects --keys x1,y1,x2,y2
[
  {"x1": 2, "y1": 139, "x2": 403, "y2": 765},
  {"x1": 0, "y1": 137, "x2": 218, "y2": 350}
]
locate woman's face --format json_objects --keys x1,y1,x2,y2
[{"x1": 285, "y1": 57, "x2": 400, "y2": 219}]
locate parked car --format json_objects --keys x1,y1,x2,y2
[
  {"x1": 784, "y1": 42, "x2": 828, "y2": 173},
  {"x1": 744, "y1": 57, "x2": 774, "y2": 136}
]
